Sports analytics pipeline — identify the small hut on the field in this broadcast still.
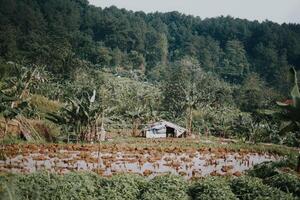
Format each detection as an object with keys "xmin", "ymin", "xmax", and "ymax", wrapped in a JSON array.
[{"xmin": 141, "ymin": 120, "xmax": 187, "ymax": 138}]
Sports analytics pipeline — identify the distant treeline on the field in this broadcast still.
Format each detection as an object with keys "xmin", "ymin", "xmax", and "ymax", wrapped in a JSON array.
[{"xmin": 0, "ymin": 0, "xmax": 300, "ymax": 86}]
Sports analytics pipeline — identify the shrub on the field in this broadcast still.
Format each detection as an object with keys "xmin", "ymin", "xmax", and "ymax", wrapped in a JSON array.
[
  {"xmin": 230, "ymin": 176, "xmax": 295, "ymax": 200},
  {"xmin": 3, "ymin": 172, "xmax": 101, "ymax": 200},
  {"xmin": 0, "ymin": 174, "xmax": 18, "ymax": 200},
  {"xmin": 1, "ymin": 134, "xmax": 24, "ymax": 144},
  {"xmin": 192, "ymin": 105, "xmax": 251, "ymax": 138},
  {"xmin": 30, "ymin": 120, "xmax": 61, "ymax": 142},
  {"xmin": 247, "ymin": 160, "xmax": 297, "ymax": 179},
  {"xmin": 141, "ymin": 174, "xmax": 190, "ymax": 200},
  {"xmin": 188, "ymin": 177, "xmax": 237, "ymax": 200},
  {"xmin": 2, "ymin": 173, "xmax": 147, "ymax": 200},
  {"xmin": 264, "ymin": 173, "xmax": 300, "ymax": 197},
  {"xmin": 247, "ymin": 161, "xmax": 279, "ymax": 179},
  {"xmin": 53, "ymin": 172, "xmax": 101, "ymax": 200},
  {"xmin": 97, "ymin": 174, "xmax": 147, "ymax": 200},
  {"xmin": 30, "ymin": 94, "xmax": 62, "ymax": 116},
  {"xmin": 281, "ymin": 132, "xmax": 300, "ymax": 148},
  {"xmin": 2, "ymin": 172, "xmax": 297, "ymax": 200}
]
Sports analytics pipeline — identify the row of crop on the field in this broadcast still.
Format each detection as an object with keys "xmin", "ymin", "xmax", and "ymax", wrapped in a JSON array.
[{"xmin": 1, "ymin": 167, "xmax": 299, "ymax": 200}]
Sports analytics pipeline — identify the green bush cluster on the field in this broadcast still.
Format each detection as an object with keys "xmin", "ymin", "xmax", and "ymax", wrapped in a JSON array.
[
  {"xmin": 11, "ymin": 172, "xmax": 100, "ymax": 200},
  {"xmin": 188, "ymin": 177, "xmax": 237, "ymax": 200},
  {"xmin": 97, "ymin": 174, "xmax": 147, "ymax": 200},
  {"xmin": 140, "ymin": 175, "xmax": 189, "ymax": 200},
  {"xmin": 248, "ymin": 161, "xmax": 300, "ymax": 199},
  {"xmin": 230, "ymin": 176, "xmax": 295, "ymax": 200},
  {"xmin": 247, "ymin": 161, "xmax": 280, "ymax": 179},
  {"xmin": 264, "ymin": 173, "xmax": 300, "ymax": 197},
  {"xmin": 1, "ymin": 172, "xmax": 299, "ymax": 200}
]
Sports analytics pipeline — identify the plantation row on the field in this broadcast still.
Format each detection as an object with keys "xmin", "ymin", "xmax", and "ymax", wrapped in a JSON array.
[{"xmin": 1, "ymin": 162, "xmax": 300, "ymax": 200}]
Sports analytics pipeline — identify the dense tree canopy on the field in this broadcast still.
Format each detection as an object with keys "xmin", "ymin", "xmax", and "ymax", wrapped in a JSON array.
[
  {"xmin": 1, "ymin": 0, "xmax": 300, "ymax": 145},
  {"xmin": 0, "ymin": 0, "xmax": 299, "ymax": 85}
]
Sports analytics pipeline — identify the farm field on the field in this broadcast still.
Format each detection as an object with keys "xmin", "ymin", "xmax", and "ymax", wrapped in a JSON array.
[
  {"xmin": 0, "ymin": 139, "xmax": 282, "ymax": 178},
  {"xmin": 1, "ymin": 137, "xmax": 299, "ymax": 199},
  {"xmin": 0, "ymin": 136, "xmax": 297, "ymax": 177},
  {"xmin": 1, "ymin": 0, "xmax": 300, "ymax": 199}
]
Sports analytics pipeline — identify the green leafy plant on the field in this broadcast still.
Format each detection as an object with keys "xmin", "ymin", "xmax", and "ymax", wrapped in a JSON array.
[
  {"xmin": 2, "ymin": 172, "xmax": 101, "ymax": 200},
  {"xmin": 264, "ymin": 173, "xmax": 300, "ymax": 197},
  {"xmin": 189, "ymin": 177, "xmax": 237, "ymax": 200},
  {"xmin": 97, "ymin": 174, "xmax": 147, "ymax": 200},
  {"xmin": 47, "ymin": 90, "xmax": 101, "ymax": 142},
  {"xmin": 230, "ymin": 176, "xmax": 294, "ymax": 200},
  {"xmin": 0, "ymin": 63, "xmax": 47, "ymax": 136},
  {"xmin": 276, "ymin": 67, "xmax": 300, "ymax": 135},
  {"xmin": 247, "ymin": 161, "xmax": 280, "ymax": 179},
  {"xmin": 141, "ymin": 174, "xmax": 190, "ymax": 200}
]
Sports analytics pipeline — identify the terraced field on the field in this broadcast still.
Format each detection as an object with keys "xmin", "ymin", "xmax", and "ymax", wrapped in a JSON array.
[{"xmin": 1, "ymin": 137, "xmax": 293, "ymax": 179}]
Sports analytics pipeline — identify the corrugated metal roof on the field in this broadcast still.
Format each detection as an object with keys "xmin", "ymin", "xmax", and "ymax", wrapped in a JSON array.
[{"xmin": 144, "ymin": 120, "xmax": 186, "ymax": 137}]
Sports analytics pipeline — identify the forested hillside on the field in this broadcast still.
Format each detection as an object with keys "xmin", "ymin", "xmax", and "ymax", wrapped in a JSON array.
[
  {"xmin": 1, "ymin": 0, "xmax": 300, "ymax": 146},
  {"xmin": 1, "ymin": 0, "xmax": 300, "ymax": 84}
]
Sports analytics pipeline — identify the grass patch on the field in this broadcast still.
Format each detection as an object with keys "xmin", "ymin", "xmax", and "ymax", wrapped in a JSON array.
[{"xmin": 30, "ymin": 94, "xmax": 62, "ymax": 117}]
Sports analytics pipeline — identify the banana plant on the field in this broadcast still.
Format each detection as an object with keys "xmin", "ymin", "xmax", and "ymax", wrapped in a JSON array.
[
  {"xmin": 47, "ymin": 90, "xmax": 101, "ymax": 142},
  {"xmin": 0, "ymin": 62, "xmax": 42, "ymax": 135},
  {"xmin": 1, "ymin": 63, "xmax": 45, "ymax": 108},
  {"xmin": 0, "ymin": 91, "xmax": 19, "ymax": 134},
  {"xmin": 276, "ymin": 67, "xmax": 300, "ymax": 134}
]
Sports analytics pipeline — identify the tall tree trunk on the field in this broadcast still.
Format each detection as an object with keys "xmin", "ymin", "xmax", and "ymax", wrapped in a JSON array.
[
  {"xmin": 132, "ymin": 118, "xmax": 139, "ymax": 137},
  {"xmin": 186, "ymin": 106, "xmax": 193, "ymax": 136},
  {"xmin": 100, "ymin": 111, "xmax": 106, "ymax": 141},
  {"xmin": 97, "ymin": 139, "xmax": 101, "ymax": 172},
  {"xmin": 205, "ymin": 126, "xmax": 209, "ymax": 138}
]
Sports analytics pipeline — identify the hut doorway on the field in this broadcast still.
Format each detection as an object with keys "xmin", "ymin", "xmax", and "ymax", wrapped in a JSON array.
[{"xmin": 166, "ymin": 126, "xmax": 175, "ymax": 137}]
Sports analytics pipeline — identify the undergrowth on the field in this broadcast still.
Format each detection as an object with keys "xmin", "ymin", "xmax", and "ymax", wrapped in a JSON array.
[{"xmin": 1, "ymin": 169, "xmax": 299, "ymax": 200}]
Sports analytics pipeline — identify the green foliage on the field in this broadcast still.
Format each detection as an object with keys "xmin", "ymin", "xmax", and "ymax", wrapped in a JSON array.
[
  {"xmin": 247, "ymin": 161, "xmax": 300, "ymax": 198},
  {"xmin": 264, "ymin": 173, "xmax": 300, "ymax": 197},
  {"xmin": 0, "ymin": 0, "xmax": 299, "ymax": 145},
  {"xmin": 275, "ymin": 67, "xmax": 300, "ymax": 145},
  {"xmin": 0, "ymin": 134, "xmax": 24, "ymax": 144},
  {"xmin": 284, "ymin": 132, "xmax": 300, "ymax": 147},
  {"xmin": 230, "ymin": 176, "xmax": 295, "ymax": 200},
  {"xmin": 193, "ymin": 105, "xmax": 251, "ymax": 137},
  {"xmin": 247, "ymin": 161, "xmax": 281, "ymax": 179},
  {"xmin": 0, "ymin": 63, "xmax": 48, "ymax": 120},
  {"xmin": 237, "ymin": 73, "xmax": 279, "ymax": 112},
  {"xmin": 1, "ymin": 0, "xmax": 299, "ymax": 87},
  {"xmin": 97, "ymin": 174, "xmax": 147, "ymax": 200},
  {"xmin": 0, "ymin": 92, "xmax": 24, "ymax": 120},
  {"xmin": 189, "ymin": 177, "xmax": 237, "ymax": 200},
  {"xmin": 277, "ymin": 68, "xmax": 300, "ymax": 124},
  {"xmin": 98, "ymin": 73, "xmax": 161, "ymax": 128},
  {"xmin": 47, "ymin": 90, "xmax": 101, "ymax": 140},
  {"xmin": 2, "ymin": 172, "xmax": 300, "ymax": 200},
  {"xmin": 30, "ymin": 94, "xmax": 62, "ymax": 117},
  {"xmin": 31, "ymin": 120, "xmax": 61, "ymax": 142},
  {"xmin": 1, "ymin": 172, "xmax": 101, "ymax": 200},
  {"xmin": 141, "ymin": 174, "xmax": 190, "ymax": 200},
  {"xmin": 219, "ymin": 40, "xmax": 249, "ymax": 82},
  {"xmin": 162, "ymin": 57, "xmax": 235, "ymax": 133}
]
